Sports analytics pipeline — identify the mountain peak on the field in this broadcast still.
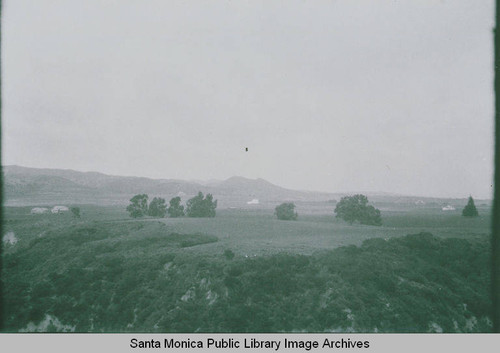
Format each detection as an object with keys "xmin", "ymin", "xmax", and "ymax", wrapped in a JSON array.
[
  {"xmin": 222, "ymin": 176, "xmax": 275, "ymax": 187},
  {"xmin": 224, "ymin": 176, "xmax": 254, "ymax": 183}
]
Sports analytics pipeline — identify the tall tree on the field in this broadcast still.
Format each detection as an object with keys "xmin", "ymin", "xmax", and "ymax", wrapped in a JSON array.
[
  {"xmin": 167, "ymin": 196, "xmax": 185, "ymax": 218},
  {"xmin": 126, "ymin": 194, "xmax": 149, "ymax": 218},
  {"xmin": 148, "ymin": 197, "xmax": 167, "ymax": 218},
  {"xmin": 462, "ymin": 196, "xmax": 479, "ymax": 217}
]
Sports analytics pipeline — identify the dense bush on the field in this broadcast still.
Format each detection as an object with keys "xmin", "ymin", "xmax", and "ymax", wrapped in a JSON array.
[
  {"xmin": 275, "ymin": 202, "xmax": 298, "ymax": 221},
  {"xmin": 335, "ymin": 194, "xmax": 382, "ymax": 226},
  {"xmin": 2, "ymin": 227, "xmax": 491, "ymax": 333},
  {"xmin": 70, "ymin": 207, "xmax": 81, "ymax": 219},
  {"xmin": 224, "ymin": 249, "xmax": 235, "ymax": 260}
]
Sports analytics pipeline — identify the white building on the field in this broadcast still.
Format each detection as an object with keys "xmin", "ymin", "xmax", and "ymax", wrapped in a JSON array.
[
  {"xmin": 51, "ymin": 206, "xmax": 69, "ymax": 214},
  {"xmin": 3, "ymin": 231, "xmax": 18, "ymax": 245},
  {"xmin": 31, "ymin": 207, "xmax": 49, "ymax": 214},
  {"xmin": 247, "ymin": 199, "xmax": 259, "ymax": 205},
  {"xmin": 442, "ymin": 205, "xmax": 455, "ymax": 211}
]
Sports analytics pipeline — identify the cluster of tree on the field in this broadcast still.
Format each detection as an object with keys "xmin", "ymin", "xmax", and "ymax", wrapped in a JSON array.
[
  {"xmin": 126, "ymin": 194, "xmax": 162, "ymax": 218},
  {"xmin": 274, "ymin": 196, "xmax": 381, "ymax": 225},
  {"xmin": 126, "ymin": 192, "xmax": 217, "ymax": 218},
  {"xmin": 334, "ymin": 194, "xmax": 382, "ymax": 226},
  {"xmin": 462, "ymin": 196, "xmax": 479, "ymax": 217},
  {"xmin": 186, "ymin": 192, "xmax": 217, "ymax": 218},
  {"xmin": 261, "ymin": 194, "xmax": 480, "ymax": 225}
]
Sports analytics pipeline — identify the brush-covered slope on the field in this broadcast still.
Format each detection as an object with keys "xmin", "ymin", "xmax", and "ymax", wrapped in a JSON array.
[{"xmin": 2, "ymin": 226, "xmax": 491, "ymax": 332}]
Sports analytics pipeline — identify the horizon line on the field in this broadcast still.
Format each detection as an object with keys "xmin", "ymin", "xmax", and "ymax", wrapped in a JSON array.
[{"xmin": 2, "ymin": 164, "xmax": 492, "ymax": 201}]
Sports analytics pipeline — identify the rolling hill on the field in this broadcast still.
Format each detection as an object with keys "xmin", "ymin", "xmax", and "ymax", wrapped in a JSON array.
[
  {"xmin": 3, "ymin": 165, "xmax": 489, "ymax": 209},
  {"xmin": 2, "ymin": 165, "xmax": 337, "ymax": 207}
]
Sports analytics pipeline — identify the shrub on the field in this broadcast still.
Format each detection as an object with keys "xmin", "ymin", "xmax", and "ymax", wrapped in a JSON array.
[
  {"xmin": 224, "ymin": 249, "xmax": 235, "ymax": 260},
  {"xmin": 70, "ymin": 207, "xmax": 81, "ymax": 219},
  {"xmin": 275, "ymin": 202, "xmax": 298, "ymax": 220}
]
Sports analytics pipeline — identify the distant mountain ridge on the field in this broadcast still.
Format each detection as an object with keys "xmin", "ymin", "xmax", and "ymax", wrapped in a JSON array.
[
  {"xmin": 3, "ymin": 165, "xmax": 488, "ymax": 207},
  {"xmin": 2, "ymin": 165, "xmax": 337, "ymax": 207}
]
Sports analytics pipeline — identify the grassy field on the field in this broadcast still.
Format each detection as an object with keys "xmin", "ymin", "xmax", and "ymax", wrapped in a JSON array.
[
  {"xmin": 3, "ymin": 203, "xmax": 491, "ymax": 257},
  {"xmin": 1, "ymin": 203, "xmax": 493, "ymax": 332}
]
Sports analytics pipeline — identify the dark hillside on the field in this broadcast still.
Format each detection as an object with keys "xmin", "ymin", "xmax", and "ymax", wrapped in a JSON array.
[{"xmin": 2, "ymin": 228, "xmax": 491, "ymax": 332}]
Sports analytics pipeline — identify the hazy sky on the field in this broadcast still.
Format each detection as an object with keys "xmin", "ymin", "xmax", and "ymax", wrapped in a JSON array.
[{"xmin": 2, "ymin": 0, "xmax": 495, "ymax": 198}]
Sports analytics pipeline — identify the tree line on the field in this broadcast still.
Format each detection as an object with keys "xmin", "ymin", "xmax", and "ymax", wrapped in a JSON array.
[
  {"xmin": 275, "ymin": 194, "xmax": 383, "ymax": 225},
  {"xmin": 126, "ymin": 192, "xmax": 217, "ymax": 218},
  {"xmin": 129, "ymin": 192, "xmax": 479, "ymax": 223},
  {"xmin": 275, "ymin": 195, "xmax": 479, "ymax": 224}
]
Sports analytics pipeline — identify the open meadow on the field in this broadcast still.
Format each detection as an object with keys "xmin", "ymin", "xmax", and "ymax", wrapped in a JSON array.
[{"xmin": 1, "ymin": 202, "xmax": 493, "ymax": 332}]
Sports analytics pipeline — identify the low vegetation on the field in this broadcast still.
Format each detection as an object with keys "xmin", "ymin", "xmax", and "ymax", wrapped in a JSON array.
[
  {"xmin": 2, "ymin": 202, "xmax": 491, "ymax": 333},
  {"xmin": 2, "ymin": 213, "xmax": 491, "ymax": 332}
]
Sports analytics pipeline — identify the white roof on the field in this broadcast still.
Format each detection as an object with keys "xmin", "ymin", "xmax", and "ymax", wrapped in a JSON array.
[
  {"xmin": 51, "ymin": 206, "xmax": 69, "ymax": 213},
  {"xmin": 31, "ymin": 207, "xmax": 49, "ymax": 214}
]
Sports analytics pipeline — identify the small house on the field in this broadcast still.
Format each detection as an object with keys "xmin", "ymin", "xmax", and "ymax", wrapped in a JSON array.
[
  {"xmin": 31, "ymin": 207, "xmax": 49, "ymax": 214},
  {"xmin": 51, "ymin": 206, "xmax": 69, "ymax": 214}
]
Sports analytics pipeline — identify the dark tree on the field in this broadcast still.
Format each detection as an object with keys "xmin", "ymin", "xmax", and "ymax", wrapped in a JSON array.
[
  {"xmin": 126, "ymin": 194, "xmax": 149, "ymax": 218},
  {"xmin": 186, "ymin": 192, "xmax": 217, "ymax": 218},
  {"xmin": 462, "ymin": 196, "xmax": 479, "ymax": 217},
  {"xmin": 148, "ymin": 197, "xmax": 167, "ymax": 218},
  {"xmin": 360, "ymin": 205, "xmax": 382, "ymax": 226},
  {"xmin": 334, "ymin": 194, "xmax": 382, "ymax": 226},
  {"xmin": 275, "ymin": 202, "xmax": 298, "ymax": 221},
  {"xmin": 223, "ymin": 249, "xmax": 235, "ymax": 260},
  {"xmin": 167, "ymin": 196, "xmax": 185, "ymax": 218},
  {"xmin": 70, "ymin": 207, "xmax": 81, "ymax": 219}
]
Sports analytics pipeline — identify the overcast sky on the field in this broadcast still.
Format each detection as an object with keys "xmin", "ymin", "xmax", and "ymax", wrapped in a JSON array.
[{"xmin": 2, "ymin": 0, "xmax": 495, "ymax": 198}]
